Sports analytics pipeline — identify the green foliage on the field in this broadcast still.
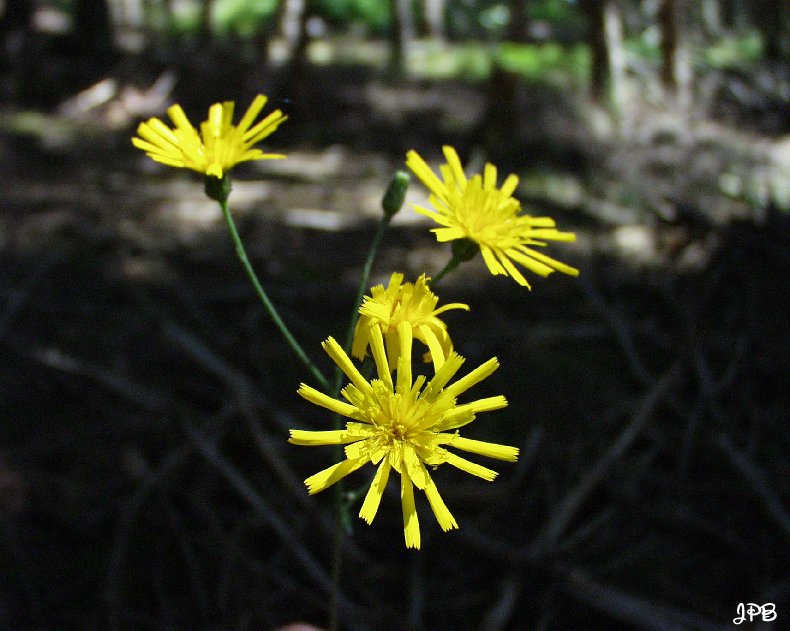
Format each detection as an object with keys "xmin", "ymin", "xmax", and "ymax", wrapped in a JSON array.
[
  {"xmin": 478, "ymin": 4, "xmax": 510, "ymax": 32},
  {"xmin": 623, "ymin": 30, "xmax": 662, "ymax": 64},
  {"xmin": 163, "ymin": 2, "xmax": 202, "ymax": 36},
  {"xmin": 528, "ymin": 0, "xmax": 587, "ymax": 41},
  {"xmin": 498, "ymin": 42, "xmax": 589, "ymax": 86},
  {"xmin": 213, "ymin": 0, "xmax": 278, "ymax": 36},
  {"xmin": 704, "ymin": 33, "xmax": 763, "ymax": 69},
  {"xmin": 625, "ymin": 29, "xmax": 764, "ymax": 72},
  {"xmin": 527, "ymin": 0, "xmax": 576, "ymax": 23},
  {"xmin": 410, "ymin": 42, "xmax": 493, "ymax": 79},
  {"xmin": 408, "ymin": 40, "xmax": 588, "ymax": 85},
  {"xmin": 316, "ymin": 0, "xmax": 390, "ymax": 32},
  {"xmin": 448, "ymin": 0, "xmax": 585, "ymax": 40},
  {"xmin": 151, "ymin": 0, "xmax": 277, "ymax": 38}
]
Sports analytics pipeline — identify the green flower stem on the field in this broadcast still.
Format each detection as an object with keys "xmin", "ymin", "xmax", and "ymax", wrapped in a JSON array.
[
  {"xmin": 218, "ymin": 199, "xmax": 332, "ymax": 392},
  {"xmin": 430, "ymin": 255, "xmax": 461, "ymax": 287},
  {"xmin": 338, "ymin": 215, "xmax": 392, "ymax": 368},
  {"xmin": 431, "ymin": 238, "xmax": 480, "ymax": 288},
  {"xmin": 328, "ymin": 515, "xmax": 344, "ymax": 631}
]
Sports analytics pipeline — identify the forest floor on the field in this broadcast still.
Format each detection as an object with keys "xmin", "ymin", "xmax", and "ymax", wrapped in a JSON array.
[{"xmin": 1, "ymin": 48, "xmax": 790, "ymax": 631}]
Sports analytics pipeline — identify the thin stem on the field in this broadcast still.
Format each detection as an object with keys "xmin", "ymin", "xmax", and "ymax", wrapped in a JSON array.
[
  {"xmin": 430, "ymin": 253, "xmax": 461, "ymax": 288},
  {"xmin": 339, "ymin": 215, "xmax": 392, "ymax": 367},
  {"xmin": 218, "ymin": 199, "xmax": 332, "ymax": 392},
  {"xmin": 328, "ymin": 509, "xmax": 344, "ymax": 631},
  {"xmin": 431, "ymin": 238, "xmax": 479, "ymax": 288}
]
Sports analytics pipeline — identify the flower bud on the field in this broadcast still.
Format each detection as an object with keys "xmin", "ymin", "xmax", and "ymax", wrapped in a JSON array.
[{"xmin": 381, "ymin": 171, "xmax": 410, "ymax": 218}]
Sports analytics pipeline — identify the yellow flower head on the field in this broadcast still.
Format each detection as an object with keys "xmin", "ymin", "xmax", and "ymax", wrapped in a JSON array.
[
  {"xmin": 290, "ymin": 323, "xmax": 518, "ymax": 549},
  {"xmin": 132, "ymin": 94, "xmax": 287, "ymax": 178},
  {"xmin": 352, "ymin": 272, "xmax": 469, "ymax": 371},
  {"xmin": 406, "ymin": 145, "xmax": 580, "ymax": 288}
]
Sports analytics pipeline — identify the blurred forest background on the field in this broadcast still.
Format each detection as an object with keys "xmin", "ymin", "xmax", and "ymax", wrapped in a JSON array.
[{"xmin": 1, "ymin": 1, "xmax": 789, "ymax": 630}]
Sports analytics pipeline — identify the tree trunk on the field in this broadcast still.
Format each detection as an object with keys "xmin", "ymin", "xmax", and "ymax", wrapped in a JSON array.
[
  {"xmin": 582, "ymin": 0, "xmax": 607, "ymax": 100},
  {"xmin": 749, "ymin": 0, "xmax": 789, "ymax": 63},
  {"xmin": 0, "ymin": 0, "xmax": 32, "ymax": 36},
  {"xmin": 505, "ymin": 0, "xmax": 529, "ymax": 43},
  {"xmin": 277, "ymin": 0, "xmax": 307, "ymax": 62},
  {"xmin": 659, "ymin": 0, "xmax": 692, "ymax": 108},
  {"xmin": 603, "ymin": 0, "xmax": 625, "ymax": 110},
  {"xmin": 388, "ymin": 0, "xmax": 413, "ymax": 81},
  {"xmin": 0, "ymin": 0, "xmax": 32, "ymax": 73},
  {"xmin": 719, "ymin": 0, "xmax": 746, "ymax": 31},
  {"xmin": 198, "ymin": 0, "xmax": 216, "ymax": 43},
  {"xmin": 117, "ymin": 0, "xmax": 145, "ymax": 28},
  {"xmin": 73, "ymin": 0, "xmax": 115, "ymax": 54},
  {"xmin": 279, "ymin": 0, "xmax": 312, "ymax": 104},
  {"xmin": 700, "ymin": 0, "xmax": 722, "ymax": 37},
  {"xmin": 582, "ymin": 0, "xmax": 624, "ymax": 109},
  {"xmin": 423, "ymin": 0, "xmax": 446, "ymax": 40}
]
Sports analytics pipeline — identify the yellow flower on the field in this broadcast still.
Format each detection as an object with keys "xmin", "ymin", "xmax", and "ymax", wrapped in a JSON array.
[
  {"xmin": 290, "ymin": 323, "xmax": 518, "ymax": 549},
  {"xmin": 405, "ymin": 145, "xmax": 580, "ymax": 288},
  {"xmin": 132, "ymin": 94, "xmax": 287, "ymax": 178},
  {"xmin": 352, "ymin": 272, "xmax": 469, "ymax": 371}
]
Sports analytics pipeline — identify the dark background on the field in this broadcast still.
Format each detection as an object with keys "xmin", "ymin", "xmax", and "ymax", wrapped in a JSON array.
[{"xmin": 1, "ymin": 1, "xmax": 789, "ymax": 630}]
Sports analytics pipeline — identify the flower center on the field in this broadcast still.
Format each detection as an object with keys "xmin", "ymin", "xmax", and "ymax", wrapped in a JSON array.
[{"xmin": 390, "ymin": 423, "xmax": 409, "ymax": 441}]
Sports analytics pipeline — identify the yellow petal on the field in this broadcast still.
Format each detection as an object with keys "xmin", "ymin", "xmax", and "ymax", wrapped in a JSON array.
[
  {"xmin": 395, "ymin": 321, "xmax": 413, "ymax": 394},
  {"xmin": 445, "ymin": 452, "xmax": 499, "ymax": 481},
  {"xmin": 344, "ymin": 428, "xmax": 382, "ymax": 459},
  {"xmin": 524, "ymin": 216, "xmax": 557, "ymax": 228},
  {"xmin": 388, "ymin": 272, "xmax": 404, "ymax": 291},
  {"xmin": 131, "ymin": 137, "xmax": 181, "ymax": 162},
  {"xmin": 297, "ymin": 384, "xmax": 360, "ymax": 419},
  {"xmin": 206, "ymin": 102, "xmax": 225, "ymax": 138},
  {"xmin": 497, "ymin": 250, "xmax": 531, "ymax": 287},
  {"xmin": 405, "ymin": 150, "xmax": 446, "ymax": 199},
  {"xmin": 304, "ymin": 458, "xmax": 366, "ymax": 494},
  {"xmin": 432, "ymin": 302, "xmax": 470, "ymax": 316},
  {"xmin": 456, "ymin": 395, "xmax": 509, "ymax": 415},
  {"xmin": 350, "ymin": 317, "xmax": 370, "ymax": 360},
  {"xmin": 443, "ymin": 357, "xmax": 499, "ymax": 399},
  {"xmin": 442, "ymin": 145, "xmax": 467, "ymax": 189},
  {"xmin": 483, "ymin": 162, "xmax": 497, "ymax": 190},
  {"xmin": 236, "ymin": 94, "xmax": 267, "ymax": 135},
  {"xmin": 359, "ymin": 459, "xmax": 391, "ymax": 524},
  {"xmin": 433, "ymin": 226, "xmax": 468, "ymax": 242},
  {"xmin": 501, "ymin": 173, "xmax": 519, "ymax": 197},
  {"xmin": 136, "ymin": 120, "xmax": 179, "ymax": 148},
  {"xmin": 403, "ymin": 444, "xmax": 430, "ymax": 490},
  {"xmin": 288, "ymin": 428, "xmax": 367, "ymax": 446},
  {"xmin": 243, "ymin": 110, "xmax": 287, "ymax": 144},
  {"xmin": 518, "ymin": 247, "xmax": 580, "ymax": 277},
  {"xmin": 527, "ymin": 229, "xmax": 577, "ymax": 242},
  {"xmin": 447, "ymin": 436, "xmax": 519, "ymax": 462},
  {"xmin": 368, "ymin": 325, "xmax": 393, "ymax": 391},
  {"xmin": 206, "ymin": 163, "xmax": 223, "ymax": 178},
  {"xmin": 401, "ymin": 473, "xmax": 421, "ymax": 549},
  {"xmin": 480, "ymin": 246, "xmax": 508, "ymax": 277},
  {"xmin": 426, "ymin": 351, "xmax": 465, "ymax": 393},
  {"xmin": 167, "ymin": 104, "xmax": 195, "ymax": 134},
  {"xmin": 507, "ymin": 248, "xmax": 555, "ymax": 278},
  {"xmin": 439, "ymin": 396, "xmax": 507, "ymax": 430},
  {"xmin": 322, "ymin": 337, "xmax": 373, "ymax": 398},
  {"xmin": 410, "ymin": 204, "xmax": 440, "ymax": 220},
  {"xmin": 144, "ymin": 154, "xmax": 186, "ymax": 168},
  {"xmin": 418, "ymin": 323, "xmax": 445, "ymax": 372},
  {"xmin": 424, "ymin": 477, "xmax": 458, "ymax": 531}
]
